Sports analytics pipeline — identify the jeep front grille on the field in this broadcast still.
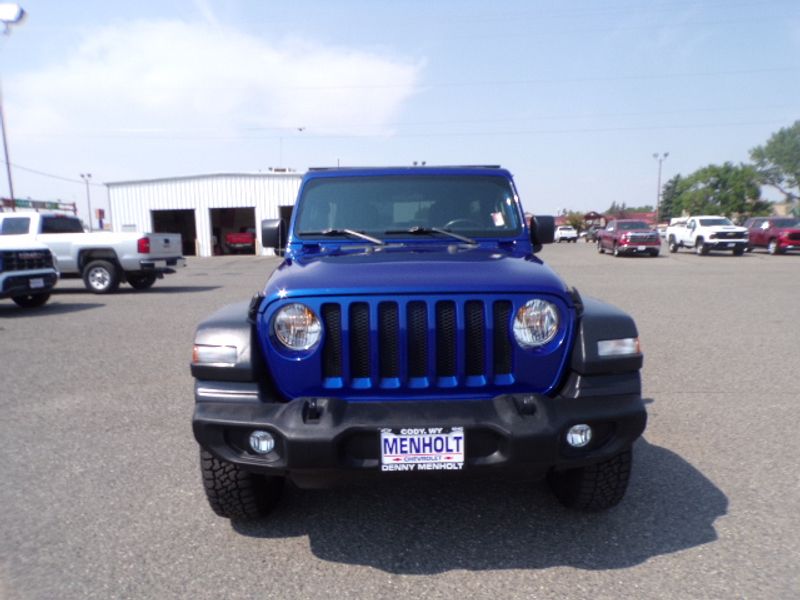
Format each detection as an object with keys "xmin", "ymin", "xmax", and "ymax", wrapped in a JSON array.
[{"xmin": 320, "ymin": 298, "xmax": 514, "ymax": 389}]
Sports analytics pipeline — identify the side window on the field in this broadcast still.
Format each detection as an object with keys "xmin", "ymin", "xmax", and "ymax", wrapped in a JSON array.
[
  {"xmin": 0, "ymin": 217, "xmax": 30, "ymax": 235},
  {"xmin": 606, "ymin": 222, "xmax": 615, "ymax": 231}
]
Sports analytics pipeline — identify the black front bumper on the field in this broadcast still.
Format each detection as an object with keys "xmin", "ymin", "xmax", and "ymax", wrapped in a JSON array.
[
  {"xmin": 193, "ymin": 385, "xmax": 647, "ymax": 488},
  {"xmin": 1, "ymin": 272, "xmax": 58, "ymax": 298}
]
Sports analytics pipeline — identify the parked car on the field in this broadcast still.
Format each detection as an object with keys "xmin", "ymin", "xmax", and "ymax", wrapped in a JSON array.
[
  {"xmin": 742, "ymin": 216, "xmax": 800, "ymax": 255},
  {"xmin": 597, "ymin": 219, "xmax": 660, "ymax": 257},
  {"xmin": 190, "ymin": 166, "xmax": 647, "ymax": 520},
  {"xmin": 225, "ymin": 227, "xmax": 256, "ymax": 254},
  {"xmin": 0, "ymin": 212, "xmax": 185, "ymax": 293},
  {"xmin": 0, "ymin": 236, "xmax": 59, "ymax": 308},
  {"xmin": 554, "ymin": 225, "xmax": 578, "ymax": 242},
  {"xmin": 666, "ymin": 215, "xmax": 748, "ymax": 256},
  {"xmin": 583, "ymin": 224, "xmax": 602, "ymax": 242}
]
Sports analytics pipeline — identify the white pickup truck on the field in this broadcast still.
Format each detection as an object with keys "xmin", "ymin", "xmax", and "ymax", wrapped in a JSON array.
[
  {"xmin": 666, "ymin": 215, "xmax": 749, "ymax": 256},
  {"xmin": 0, "ymin": 212, "xmax": 185, "ymax": 293}
]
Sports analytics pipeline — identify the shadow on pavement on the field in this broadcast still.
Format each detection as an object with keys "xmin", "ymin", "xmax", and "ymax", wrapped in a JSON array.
[
  {"xmin": 51, "ymin": 285, "xmax": 221, "ymax": 295},
  {"xmin": 0, "ymin": 302, "xmax": 104, "ymax": 317},
  {"xmin": 232, "ymin": 439, "xmax": 727, "ymax": 573}
]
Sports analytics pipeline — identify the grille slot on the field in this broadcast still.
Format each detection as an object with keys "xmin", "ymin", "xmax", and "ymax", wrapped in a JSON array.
[
  {"xmin": 321, "ymin": 304, "xmax": 343, "ymax": 378},
  {"xmin": 407, "ymin": 301, "xmax": 428, "ymax": 378},
  {"xmin": 493, "ymin": 301, "xmax": 513, "ymax": 375},
  {"xmin": 378, "ymin": 302, "xmax": 400, "ymax": 378},
  {"xmin": 349, "ymin": 303, "xmax": 371, "ymax": 378},
  {"xmin": 435, "ymin": 301, "xmax": 457, "ymax": 376},
  {"xmin": 465, "ymin": 301, "xmax": 485, "ymax": 376}
]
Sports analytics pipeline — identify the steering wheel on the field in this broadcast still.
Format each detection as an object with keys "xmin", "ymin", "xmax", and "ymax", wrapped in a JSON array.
[{"xmin": 443, "ymin": 218, "xmax": 482, "ymax": 229}]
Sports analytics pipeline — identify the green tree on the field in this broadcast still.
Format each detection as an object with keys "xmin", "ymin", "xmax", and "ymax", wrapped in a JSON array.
[
  {"xmin": 750, "ymin": 121, "xmax": 800, "ymax": 211},
  {"xmin": 604, "ymin": 201, "xmax": 653, "ymax": 218},
  {"xmin": 564, "ymin": 210, "xmax": 584, "ymax": 231},
  {"xmin": 673, "ymin": 162, "xmax": 771, "ymax": 219},
  {"xmin": 658, "ymin": 174, "xmax": 683, "ymax": 220}
]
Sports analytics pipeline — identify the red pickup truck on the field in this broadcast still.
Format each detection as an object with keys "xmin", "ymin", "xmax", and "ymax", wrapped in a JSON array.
[
  {"xmin": 743, "ymin": 216, "xmax": 800, "ymax": 255},
  {"xmin": 224, "ymin": 227, "xmax": 256, "ymax": 254},
  {"xmin": 597, "ymin": 219, "xmax": 661, "ymax": 257}
]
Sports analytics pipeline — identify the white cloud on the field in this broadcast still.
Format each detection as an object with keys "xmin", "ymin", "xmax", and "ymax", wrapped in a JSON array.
[{"xmin": 8, "ymin": 20, "xmax": 422, "ymax": 138}]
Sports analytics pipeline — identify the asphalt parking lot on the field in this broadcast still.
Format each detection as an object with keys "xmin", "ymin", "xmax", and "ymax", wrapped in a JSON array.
[{"xmin": 1, "ymin": 243, "xmax": 798, "ymax": 599}]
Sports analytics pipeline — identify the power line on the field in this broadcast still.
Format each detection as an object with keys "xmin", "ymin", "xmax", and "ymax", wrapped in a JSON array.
[{"xmin": 3, "ymin": 161, "xmax": 104, "ymax": 186}]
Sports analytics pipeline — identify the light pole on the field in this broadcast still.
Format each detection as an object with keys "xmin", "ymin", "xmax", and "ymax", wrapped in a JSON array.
[
  {"xmin": 80, "ymin": 173, "xmax": 93, "ymax": 231},
  {"xmin": 0, "ymin": 3, "xmax": 26, "ymax": 204},
  {"xmin": 653, "ymin": 152, "xmax": 669, "ymax": 224}
]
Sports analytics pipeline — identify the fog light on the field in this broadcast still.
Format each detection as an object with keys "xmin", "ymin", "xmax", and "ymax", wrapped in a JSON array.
[
  {"xmin": 566, "ymin": 424, "xmax": 592, "ymax": 448},
  {"xmin": 249, "ymin": 430, "xmax": 275, "ymax": 455}
]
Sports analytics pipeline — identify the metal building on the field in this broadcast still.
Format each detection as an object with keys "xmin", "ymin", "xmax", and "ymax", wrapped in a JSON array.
[{"xmin": 106, "ymin": 172, "xmax": 303, "ymax": 257}]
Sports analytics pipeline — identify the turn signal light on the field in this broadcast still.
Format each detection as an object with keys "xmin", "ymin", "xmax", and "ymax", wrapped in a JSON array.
[{"xmin": 597, "ymin": 337, "xmax": 640, "ymax": 357}]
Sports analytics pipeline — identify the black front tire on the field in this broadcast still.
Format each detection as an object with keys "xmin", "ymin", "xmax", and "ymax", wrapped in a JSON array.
[
  {"xmin": 548, "ymin": 449, "xmax": 633, "ymax": 511},
  {"xmin": 82, "ymin": 260, "xmax": 120, "ymax": 294},
  {"xmin": 200, "ymin": 450, "xmax": 284, "ymax": 520},
  {"xmin": 695, "ymin": 238, "xmax": 708, "ymax": 255},
  {"xmin": 668, "ymin": 236, "xmax": 679, "ymax": 253},
  {"xmin": 12, "ymin": 293, "xmax": 51, "ymax": 308},
  {"xmin": 127, "ymin": 273, "xmax": 157, "ymax": 290}
]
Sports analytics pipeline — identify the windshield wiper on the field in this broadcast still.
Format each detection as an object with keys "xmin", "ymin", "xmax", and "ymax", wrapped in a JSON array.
[
  {"xmin": 297, "ymin": 228, "xmax": 385, "ymax": 245},
  {"xmin": 384, "ymin": 226, "xmax": 476, "ymax": 245}
]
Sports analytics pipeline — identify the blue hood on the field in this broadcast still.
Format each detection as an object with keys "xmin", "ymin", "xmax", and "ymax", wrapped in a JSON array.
[{"xmin": 263, "ymin": 245, "xmax": 570, "ymax": 301}]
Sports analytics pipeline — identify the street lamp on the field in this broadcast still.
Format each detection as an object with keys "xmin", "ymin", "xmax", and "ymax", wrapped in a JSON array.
[
  {"xmin": 653, "ymin": 152, "xmax": 669, "ymax": 224},
  {"xmin": 0, "ymin": 3, "xmax": 26, "ymax": 204},
  {"xmin": 80, "ymin": 173, "xmax": 93, "ymax": 231}
]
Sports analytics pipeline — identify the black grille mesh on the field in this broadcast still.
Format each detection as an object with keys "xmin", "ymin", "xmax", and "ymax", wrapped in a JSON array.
[
  {"xmin": 349, "ymin": 303, "xmax": 371, "ymax": 378},
  {"xmin": 378, "ymin": 302, "xmax": 400, "ymax": 377},
  {"xmin": 407, "ymin": 301, "xmax": 428, "ymax": 377},
  {"xmin": 493, "ymin": 301, "xmax": 513, "ymax": 374},
  {"xmin": 465, "ymin": 301, "xmax": 485, "ymax": 375},
  {"xmin": 321, "ymin": 304, "xmax": 342, "ymax": 377},
  {"xmin": 435, "ymin": 301, "xmax": 457, "ymax": 376}
]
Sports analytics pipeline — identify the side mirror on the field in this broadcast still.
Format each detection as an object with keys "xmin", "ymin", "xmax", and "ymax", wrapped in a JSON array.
[
  {"xmin": 530, "ymin": 215, "xmax": 555, "ymax": 253},
  {"xmin": 261, "ymin": 218, "xmax": 287, "ymax": 255}
]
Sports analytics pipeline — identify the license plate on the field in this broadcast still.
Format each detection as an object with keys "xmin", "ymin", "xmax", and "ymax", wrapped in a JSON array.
[
  {"xmin": 380, "ymin": 427, "xmax": 465, "ymax": 472},
  {"xmin": 29, "ymin": 278, "xmax": 44, "ymax": 289},
  {"xmin": 637, "ymin": 245, "xmax": 646, "ymax": 251}
]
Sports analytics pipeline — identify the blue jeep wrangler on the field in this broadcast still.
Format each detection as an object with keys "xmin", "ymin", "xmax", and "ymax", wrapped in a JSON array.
[{"xmin": 191, "ymin": 166, "xmax": 646, "ymax": 519}]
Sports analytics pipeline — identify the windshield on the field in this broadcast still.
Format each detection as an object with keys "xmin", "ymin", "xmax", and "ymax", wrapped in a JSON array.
[
  {"xmin": 771, "ymin": 218, "xmax": 800, "ymax": 228},
  {"xmin": 699, "ymin": 218, "xmax": 734, "ymax": 227},
  {"xmin": 619, "ymin": 221, "xmax": 649, "ymax": 230},
  {"xmin": 295, "ymin": 175, "xmax": 522, "ymax": 239}
]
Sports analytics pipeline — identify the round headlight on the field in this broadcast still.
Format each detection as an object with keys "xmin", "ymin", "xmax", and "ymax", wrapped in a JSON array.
[
  {"xmin": 513, "ymin": 299, "xmax": 559, "ymax": 348},
  {"xmin": 273, "ymin": 303, "xmax": 322, "ymax": 351}
]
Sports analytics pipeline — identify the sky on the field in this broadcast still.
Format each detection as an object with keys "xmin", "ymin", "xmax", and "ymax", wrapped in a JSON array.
[{"xmin": 1, "ymin": 0, "xmax": 799, "ymax": 224}]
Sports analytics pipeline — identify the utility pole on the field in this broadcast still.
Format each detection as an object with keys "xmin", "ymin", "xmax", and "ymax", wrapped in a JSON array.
[
  {"xmin": 0, "ymin": 83, "xmax": 13, "ymax": 203},
  {"xmin": 653, "ymin": 152, "xmax": 669, "ymax": 224},
  {"xmin": 80, "ymin": 173, "xmax": 93, "ymax": 231},
  {"xmin": 0, "ymin": 3, "xmax": 27, "ymax": 205}
]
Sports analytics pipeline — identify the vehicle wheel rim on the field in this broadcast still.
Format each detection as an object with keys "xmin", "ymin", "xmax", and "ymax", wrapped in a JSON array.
[
  {"xmin": 769, "ymin": 240, "xmax": 777, "ymax": 254},
  {"xmin": 89, "ymin": 267, "xmax": 110, "ymax": 290}
]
